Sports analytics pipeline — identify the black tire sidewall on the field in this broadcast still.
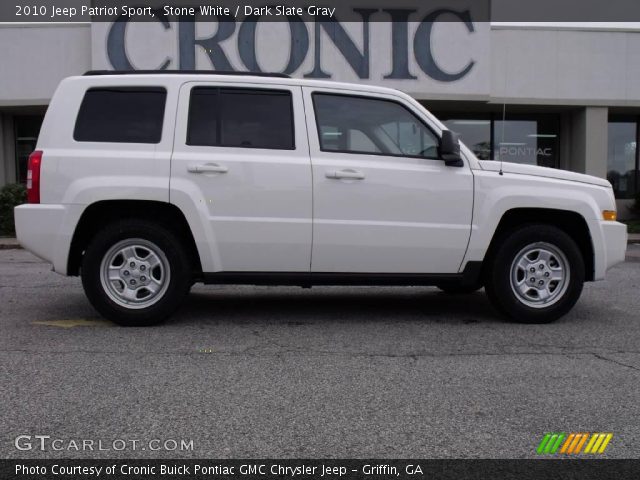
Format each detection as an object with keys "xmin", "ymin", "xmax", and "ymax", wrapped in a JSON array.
[
  {"xmin": 81, "ymin": 220, "xmax": 191, "ymax": 326},
  {"xmin": 485, "ymin": 224, "xmax": 585, "ymax": 324}
]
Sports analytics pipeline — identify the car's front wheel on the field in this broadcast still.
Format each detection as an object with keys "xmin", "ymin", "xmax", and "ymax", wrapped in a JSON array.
[
  {"xmin": 484, "ymin": 224, "xmax": 585, "ymax": 324},
  {"xmin": 81, "ymin": 220, "xmax": 192, "ymax": 326}
]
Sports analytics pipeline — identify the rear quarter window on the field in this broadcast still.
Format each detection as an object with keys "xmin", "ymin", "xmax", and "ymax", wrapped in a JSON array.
[{"xmin": 74, "ymin": 87, "xmax": 167, "ymax": 143}]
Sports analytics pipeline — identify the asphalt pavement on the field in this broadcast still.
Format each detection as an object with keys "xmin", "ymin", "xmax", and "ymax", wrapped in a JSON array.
[{"xmin": 1, "ymin": 248, "xmax": 639, "ymax": 459}]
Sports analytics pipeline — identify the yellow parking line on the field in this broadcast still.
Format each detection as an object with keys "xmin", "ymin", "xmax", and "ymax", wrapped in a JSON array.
[{"xmin": 32, "ymin": 319, "xmax": 112, "ymax": 328}]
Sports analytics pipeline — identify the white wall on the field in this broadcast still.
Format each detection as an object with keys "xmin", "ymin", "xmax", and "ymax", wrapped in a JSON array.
[
  {"xmin": 2, "ymin": 22, "xmax": 640, "ymax": 107},
  {"xmin": 0, "ymin": 24, "xmax": 91, "ymax": 106},
  {"xmin": 491, "ymin": 26, "xmax": 640, "ymax": 106}
]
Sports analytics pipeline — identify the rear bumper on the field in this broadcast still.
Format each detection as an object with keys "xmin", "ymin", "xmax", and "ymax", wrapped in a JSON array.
[
  {"xmin": 14, "ymin": 204, "xmax": 84, "ymax": 275},
  {"xmin": 594, "ymin": 220, "xmax": 627, "ymax": 280}
]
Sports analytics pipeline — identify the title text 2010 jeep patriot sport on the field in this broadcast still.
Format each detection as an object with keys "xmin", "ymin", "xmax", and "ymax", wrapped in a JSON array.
[{"xmin": 14, "ymin": 72, "xmax": 628, "ymax": 326}]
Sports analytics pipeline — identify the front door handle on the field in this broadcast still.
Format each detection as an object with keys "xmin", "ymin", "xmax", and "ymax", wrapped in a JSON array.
[
  {"xmin": 325, "ymin": 169, "xmax": 365, "ymax": 180},
  {"xmin": 187, "ymin": 163, "xmax": 229, "ymax": 174}
]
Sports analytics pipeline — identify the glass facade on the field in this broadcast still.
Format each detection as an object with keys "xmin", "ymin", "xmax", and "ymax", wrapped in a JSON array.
[
  {"xmin": 14, "ymin": 116, "xmax": 43, "ymax": 184},
  {"xmin": 494, "ymin": 116, "xmax": 559, "ymax": 169},
  {"xmin": 440, "ymin": 113, "xmax": 560, "ymax": 168},
  {"xmin": 442, "ymin": 119, "xmax": 491, "ymax": 159},
  {"xmin": 607, "ymin": 118, "xmax": 638, "ymax": 199}
]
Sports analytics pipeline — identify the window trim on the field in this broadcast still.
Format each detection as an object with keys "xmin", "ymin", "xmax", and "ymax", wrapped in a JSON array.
[
  {"xmin": 311, "ymin": 92, "xmax": 442, "ymax": 161},
  {"xmin": 73, "ymin": 86, "xmax": 167, "ymax": 144},
  {"xmin": 186, "ymin": 86, "xmax": 296, "ymax": 151}
]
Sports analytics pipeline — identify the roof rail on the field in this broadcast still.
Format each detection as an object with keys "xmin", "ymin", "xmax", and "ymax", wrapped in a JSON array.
[{"xmin": 84, "ymin": 70, "xmax": 291, "ymax": 78}]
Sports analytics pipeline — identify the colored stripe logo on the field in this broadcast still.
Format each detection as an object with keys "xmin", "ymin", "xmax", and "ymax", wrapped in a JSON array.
[{"xmin": 537, "ymin": 433, "xmax": 612, "ymax": 454}]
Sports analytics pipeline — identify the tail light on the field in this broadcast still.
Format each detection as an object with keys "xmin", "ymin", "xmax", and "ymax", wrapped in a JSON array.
[{"xmin": 26, "ymin": 150, "xmax": 42, "ymax": 204}]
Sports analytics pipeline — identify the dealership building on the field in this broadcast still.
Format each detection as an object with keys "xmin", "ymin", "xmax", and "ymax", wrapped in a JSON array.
[{"xmin": 1, "ymin": 9, "xmax": 640, "ymax": 216}]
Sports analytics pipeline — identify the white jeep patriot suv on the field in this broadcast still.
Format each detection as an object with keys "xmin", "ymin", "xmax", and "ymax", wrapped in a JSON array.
[{"xmin": 15, "ymin": 71, "xmax": 627, "ymax": 326}]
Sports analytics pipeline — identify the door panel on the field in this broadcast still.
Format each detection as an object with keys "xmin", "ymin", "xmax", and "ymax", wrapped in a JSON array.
[
  {"xmin": 171, "ymin": 83, "xmax": 312, "ymax": 272},
  {"xmin": 304, "ymin": 88, "xmax": 473, "ymax": 274}
]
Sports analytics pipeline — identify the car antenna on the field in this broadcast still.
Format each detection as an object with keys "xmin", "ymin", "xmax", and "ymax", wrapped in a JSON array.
[
  {"xmin": 497, "ymin": 57, "xmax": 508, "ymax": 177},
  {"xmin": 499, "ymin": 101, "xmax": 506, "ymax": 176}
]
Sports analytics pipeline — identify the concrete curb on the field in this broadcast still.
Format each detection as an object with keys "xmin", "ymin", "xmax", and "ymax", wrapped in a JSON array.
[{"xmin": 0, "ymin": 238, "xmax": 21, "ymax": 250}]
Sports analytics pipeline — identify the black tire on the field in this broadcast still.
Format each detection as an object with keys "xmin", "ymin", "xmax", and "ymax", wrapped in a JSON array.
[
  {"xmin": 436, "ymin": 284, "xmax": 482, "ymax": 295},
  {"xmin": 484, "ymin": 224, "xmax": 585, "ymax": 324},
  {"xmin": 81, "ymin": 220, "xmax": 192, "ymax": 326}
]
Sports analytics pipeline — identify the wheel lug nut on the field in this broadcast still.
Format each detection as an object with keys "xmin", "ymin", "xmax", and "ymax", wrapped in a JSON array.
[
  {"xmin": 530, "ymin": 267, "xmax": 535, "ymax": 273},
  {"xmin": 140, "ymin": 276, "xmax": 146, "ymax": 282},
  {"xmin": 539, "ymin": 264, "xmax": 544, "ymax": 269},
  {"xmin": 140, "ymin": 265, "xmax": 146, "ymax": 271},
  {"xmin": 538, "ymin": 280, "xmax": 544, "ymax": 286},
  {"xmin": 123, "ymin": 270, "xmax": 129, "ymax": 276},
  {"xmin": 530, "ymin": 278, "xmax": 535, "ymax": 283},
  {"xmin": 130, "ymin": 279, "xmax": 136, "ymax": 285},
  {"xmin": 545, "ymin": 272, "xmax": 550, "ymax": 277},
  {"xmin": 130, "ymin": 262, "xmax": 135, "ymax": 268}
]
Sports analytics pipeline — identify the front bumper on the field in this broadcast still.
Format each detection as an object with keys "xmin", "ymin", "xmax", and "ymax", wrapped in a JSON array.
[{"xmin": 594, "ymin": 220, "xmax": 627, "ymax": 279}]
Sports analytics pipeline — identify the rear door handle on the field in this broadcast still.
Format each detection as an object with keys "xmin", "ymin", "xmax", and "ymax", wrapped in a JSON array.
[
  {"xmin": 187, "ymin": 163, "xmax": 229, "ymax": 174},
  {"xmin": 325, "ymin": 169, "xmax": 365, "ymax": 180}
]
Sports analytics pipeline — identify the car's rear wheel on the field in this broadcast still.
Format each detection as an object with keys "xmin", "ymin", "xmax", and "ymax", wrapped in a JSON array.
[
  {"xmin": 81, "ymin": 220, "xmax": 192, "ymax": 326},
  {"xmin": 484, "ymin": 224, "xmax": 585, "ymax": 323}
]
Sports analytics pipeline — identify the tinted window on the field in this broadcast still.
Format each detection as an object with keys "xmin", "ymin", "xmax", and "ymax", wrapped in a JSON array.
[
  {"xmin": 187, "ymin": 87, "xmax": 294, "ymax": 150},
  {"xmin": 313, "ymin": 94, "xmax": 439, "ymax": 159},
  {"xmin": 187, "ymin": 88, "xmax": 218, "ymax": 146},
  {"xmin": 74, "ymin": 87, "xmax": 166, "ymax": 143}
]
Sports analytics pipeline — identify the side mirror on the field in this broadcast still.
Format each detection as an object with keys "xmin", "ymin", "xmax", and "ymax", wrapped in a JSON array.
[{"xmin": 440, "ymin": 130, "xmax": 464, "ymax": 167}]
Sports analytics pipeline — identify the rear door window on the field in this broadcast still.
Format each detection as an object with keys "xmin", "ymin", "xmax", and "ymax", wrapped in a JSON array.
[{"xmin": 187, "ymin": 87, "xmax": 294, "ymax": 150}]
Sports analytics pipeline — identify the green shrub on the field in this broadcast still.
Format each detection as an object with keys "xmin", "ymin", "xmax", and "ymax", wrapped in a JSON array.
[
  {"xmin": 632, "ymin": 191, "xmax": 640, "ymax": 216},
  {"xmin": 0, "ymin": 183, "xmax": 27, "ymax": 236},
  {"xmin": 626, "ymin": 220, "xmax": 640, "ymax": 234}
]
